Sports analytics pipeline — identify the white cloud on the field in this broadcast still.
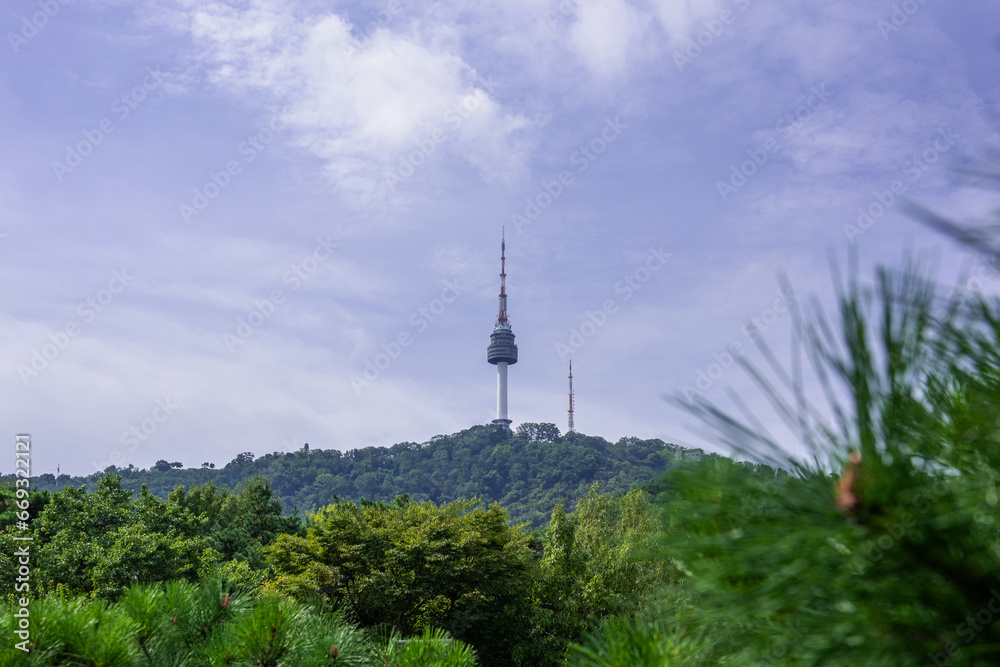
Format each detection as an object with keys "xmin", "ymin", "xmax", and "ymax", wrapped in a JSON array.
[
  {"xmin": 647, "ymin": 0, "xmax": 723, "ymax": 43},
  {"xmin": 157, "ymin": 0, "xmax": 533, "ymax": 195},
  {"xmin": 568, "ymin": 0, "xmax": 648, "ymax": 78}
]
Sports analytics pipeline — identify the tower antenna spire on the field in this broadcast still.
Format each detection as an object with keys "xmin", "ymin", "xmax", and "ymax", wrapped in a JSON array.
[
  {"xmin": 568, "ymin": 360, "xmax": 575, "ymax": 433},
  {"xmin": 497, "ymin": 226, "xmax": 508, "ymax": 326}
]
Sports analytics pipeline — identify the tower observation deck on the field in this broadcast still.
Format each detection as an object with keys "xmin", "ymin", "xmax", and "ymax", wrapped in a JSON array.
[{"xmin": 487, "ymin": 230, "xmax": 517, "ymax": 426}]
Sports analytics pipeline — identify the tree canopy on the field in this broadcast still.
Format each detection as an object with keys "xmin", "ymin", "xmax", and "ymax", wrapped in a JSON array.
[{"xmin": 6, "ymin": 426, "xmax": 684, "ymax": 527}]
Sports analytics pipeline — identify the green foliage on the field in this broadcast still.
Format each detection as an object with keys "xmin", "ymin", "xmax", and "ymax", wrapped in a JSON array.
[
  {"xmin": 639, "ymin": 257, "xmax": 1000, "ymax": 664},
  {"xmin": 0, "ymin": 484, "xmax": 49, "ymax": 531},
  {"xmin": 2, "ymin": 470, "xmax": 662, "ymax": 665},
  {"xmin": 376, "ymin": 626, "xmax": 478, "ymax": 667},
  {"xmin": 514, "ymin": 423, "xmax": 561, "ymax": 443},
  {"xmin": 0, "ymin": 579, "xmax": 404, "ymax": 666},
  {"xmin": 0, "ymin": 443, "xmax": 669, "ymax": 666},
  {"xmin": 217, "ymin": 594, "xmax": 304, "ymax": 665},
  {"xmin": 197, "ymin": 552, "xmax": 268, "ymax": 593},
  {"xmin": 0, "ymin": 475, "xmax": 300, "ymax": 601},
  {"xmin": 528, "ymin": 485, "xmax": 666, "ymax": 665},
  {"xmin": 89, "ymin": 524, "xmax": 194, "ymax": 600},
  {"xmin": 568, "ymin": 612, "xmax": 702, "ymax": 667},
  {"xmin": 10, "ymin": 595, "xmax": 142, "ymax": 667},
  {"xmin": 265, "ymin": 497, "xmax": 534, "ymax": 667},
  {"xmin": 0, "ymin": 476, "xmax": 202, "ymax": 599},
  {"xmin": 8, "ymin": 426, "xmax": 682, "ymax": 527}
]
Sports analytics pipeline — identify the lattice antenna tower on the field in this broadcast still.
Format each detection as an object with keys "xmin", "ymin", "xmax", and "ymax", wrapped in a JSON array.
[{"xmin": 568, "ymin": 360, "xmax": 575, "ymax": 433}]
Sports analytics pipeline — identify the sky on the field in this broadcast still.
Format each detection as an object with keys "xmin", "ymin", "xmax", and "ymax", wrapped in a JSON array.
[{"xmin": 2, "ymin": 0, "xmax": 999, "ymax": 476}]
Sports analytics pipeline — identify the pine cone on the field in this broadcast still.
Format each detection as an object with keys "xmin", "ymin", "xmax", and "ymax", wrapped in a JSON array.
[{"xmin": 836, "ymin": 451, "xmax": 861, "ymax": 512}]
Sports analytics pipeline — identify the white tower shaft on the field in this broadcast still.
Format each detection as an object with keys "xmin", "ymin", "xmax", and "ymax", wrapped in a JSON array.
[{"xmin": 497, "ymin": 361, "xmax": 509, "ymax": 422}]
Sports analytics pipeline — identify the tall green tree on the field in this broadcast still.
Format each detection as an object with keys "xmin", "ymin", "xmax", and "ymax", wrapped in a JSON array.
[
  {"xmin": 529, "ymin": 485, "xmax": 664, "ymax": 665},
  {"xmin": 265, "ymin": 496, "xmax": 535, "ymax": 667}
]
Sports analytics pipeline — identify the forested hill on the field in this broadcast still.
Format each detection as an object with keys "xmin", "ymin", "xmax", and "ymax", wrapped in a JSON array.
[{"xmin": 10, "ymin": 423, "xmax": 694, "ymax": 525}]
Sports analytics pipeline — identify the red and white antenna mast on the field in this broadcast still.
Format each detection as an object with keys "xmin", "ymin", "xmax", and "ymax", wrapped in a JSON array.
[
  {"xmin": 568, "ymin": 360, "xmax": 575, "ymax": 432},
  {"xmin": 497, "ymin": 227, "xmax": 508, "ymax": 326}
]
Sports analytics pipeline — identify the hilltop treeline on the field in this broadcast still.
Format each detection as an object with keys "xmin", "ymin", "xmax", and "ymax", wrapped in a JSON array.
[{"xmin": 7, "ymin": 424, "xmax": 693, "ymax": 526}]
